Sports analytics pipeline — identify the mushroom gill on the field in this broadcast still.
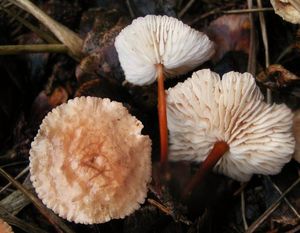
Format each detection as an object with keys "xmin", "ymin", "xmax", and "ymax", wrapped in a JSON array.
[
  {"xmin": 115, "ymin": 15, "xmax": 214, "ymax": 163},
  {"xmin": 167, "ymin": 69, "xmax": 295, "ymax": 184}
]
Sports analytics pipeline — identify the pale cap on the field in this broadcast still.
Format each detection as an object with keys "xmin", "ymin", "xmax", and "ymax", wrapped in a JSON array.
[
  {"xmin": 115, "ymin": 15, "xmax": 215, "ymax": 85},
  {"xmin": 30, "ymin": 97, "xmax": 152, "ymax": 224}
]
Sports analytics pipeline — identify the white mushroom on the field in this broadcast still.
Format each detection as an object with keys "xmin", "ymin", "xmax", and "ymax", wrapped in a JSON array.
[
  {"xmin": 30, "ymin": 96, "xmax": 152, "ymax": 224},
  {"xmin": 0, "ymin": 219, "xmax": 13, "ymax": 233},
  {"xmin": 167, "ymin": 69, "xmax": 294, "ymax": 184},
  {"xmin": 271, "ymin": 0, "xmax": 300, "ymax": 24},
  {"xmin": 115, "ymin": 15, "xmax": 214, "ymax": 163},
  {"xmin": 115, "ymin": 15, "xmax": 214, "ymax": 86}
]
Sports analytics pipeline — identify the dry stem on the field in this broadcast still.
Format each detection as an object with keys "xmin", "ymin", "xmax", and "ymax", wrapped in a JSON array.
[
  {"xmin": 0, "ymin": 168, "xmax": 75, "ymax": 233},
  {"xmin": 179, "ymin": 0, "xmax": 195, "ymax": 18},
  {"xmin": 246, "ymin": 176, "xmax": 300, "ymax": 233},
  {"xmin": 223, "ymin": 7, "xmax": 273, "ymax": 14},
  {"xmin": 9, "ymin": 0, "xmax": 83, "ymax": 60},
  {"xmin": 257, "ymin": 0, "xmax": 272, "ymax": 103},
  {"xmin": 0, "ymin": 44, "xmax": 68, "ymax": 55}
]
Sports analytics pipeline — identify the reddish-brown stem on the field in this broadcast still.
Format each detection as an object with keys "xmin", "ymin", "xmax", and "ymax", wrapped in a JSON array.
[
  {"xmin": 183, "ymin": 141, "xmax": 229, "ymax": 198},
  {"xmin": 157, "ymin": 64, "xmax": 168, "ymax": 164}
]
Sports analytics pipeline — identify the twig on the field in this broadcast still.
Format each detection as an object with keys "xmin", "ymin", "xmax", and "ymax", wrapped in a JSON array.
[
  {"xmin": 246, "ymin": 176, "xmax": 300, "ymax": 233},
  {"xmin": 0, "ymin": 4, "xmax": 59, "ymax": 43},
  {"xmin": 189, "ymin": 3, "xmax": 235, "ymax": 26},
  {"xmin": 284, "ymin": 224, "xmax": 300, "ymax": 233},
  {"xmin": 241, "ymin": 189, "xmax": 248, "ymax": 230},
  {"xmin": 257, "ymin": 1, "xmax": 270, "ymax": 68},
  {"xmin": 126, "ymin": 0, "xmax": 135, "ymax": 18},
  {"xmin": 275, "ymin": 44, "xmax": 294, "ymax": 63},
  {"xmin": 275, "ymin": 41, "xmax": 300, "ymax": 63},
  {"xmin": 247, "ymin": 0, "xmax": 256, "ymax": 74},
  {"xmin": 257, "ymin": 0, "xmax": 272, "ymax": 104},
  {"xmin": 234, "ymin": 182, "xmax": 248, "ymax": 196},
  {"xmin": 0, "ymin": 206, "xmax": 47, "ymax": 233},
  {"xmin": 147, "ymin": 198, "xmax": 192, "ymax": 225},
  {"xmin": 266, "ymin": 176, "xmax": 300, "ymax": 219},
  {"xmin": 177, "ymin": 0, "xmax": 183, "ymax": 11},
  {"xmin": 223, "ymin": 7, "xmax": 273, "ymax": 14},
  {"xmin": 0, "ymin": 44, "xmax": 68, "ymax": 55},
  {"xmin": 148, "ymin": 198, "xmax": 172, "ymax": 216},
  {"xmin": 178, "ymin": 0, "xmax": 195, "ymax": 18},
  {"xmin": 9, "ymin": 0, "xmax": 83, "ymax": 60},
  {"xmin": 0, "ymin": 166, "xmax": 29, "ymax": 193},
  {"xmin": 0, "ymin": 168, "xmax": 75, "ymax": 233},
  {"xmin": 0, "ymin": 189, "xmax": 31, "ymax": 215},
  {"xmin": 0, "ymin": 161, "xmax": 27, "ymax": 168}
]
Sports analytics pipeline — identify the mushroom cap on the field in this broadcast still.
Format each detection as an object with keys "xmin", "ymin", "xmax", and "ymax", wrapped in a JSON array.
[
  {"xmin": 115, "ymin": 15, "xmax": 215, "ymax": 86},
  {"xmin": 293, "ymin": 110, "xmax": 300, "ymax": 162},
  {"xmin": 167, "ymin": 69, "xmax": 295, "ymax": 181},
  {"xmin": 0, "ymin": 219, "xmax": 13, "ymax": 233},
  {"xmin": 271, "ymin": 0, "xmax": 300, "ymax": 24},
  {"xmin": 30, "ymin": 97, "xmax": 152, "ymax": 224}
]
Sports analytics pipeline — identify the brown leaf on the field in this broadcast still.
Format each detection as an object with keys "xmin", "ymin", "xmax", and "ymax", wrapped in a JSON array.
[
  {"xmin": 206, "ymin": 14, "xmax": 251, "ymax": 62},
  {"xmin": 48, "ymin": 86, "xmax": 68, "ymax": 107},
  {"xmin": 257, "ymin": 64, "xmax": 300, "ymax": 89}
]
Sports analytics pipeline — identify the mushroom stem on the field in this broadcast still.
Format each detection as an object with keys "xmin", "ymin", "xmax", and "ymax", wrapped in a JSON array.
[
  {"xmin": 183, "ymin": 141, "xmax": 229, "ymax": 197},
  {"xmin": 157, "ymin": 63, "xmax": 168, "ymax": 164}
]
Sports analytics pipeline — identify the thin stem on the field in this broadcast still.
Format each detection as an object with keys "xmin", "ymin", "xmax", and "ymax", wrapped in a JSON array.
[
  {"xmin": 0, "ymin": 168, "xmax": 75, "ymax": 233},
  {"xmin": 246, "ymin": 176, "xmax": 300, "ymax": 233},
  {"xmin": 157, "ymin": 64, "xmax": 168, "ymax": 164},
  {"xmin": 183, "ymin": 141, "xmax": 229, "ymax": 197},
  {"xmin": 0, "ymin": 4, "xmax": 58, "ymax": 43},
  {"xmin": 223, "ymin": 8, "xmax": 273, "ymax": 14},
  {"xmin": 148, "ymin": 198, "xmax": 173, "ymax": 216},
  {"xmin": 285, "ymin": 224, "xmax": 300, "ymax": 233},
  {"xmin": 247, "ymin": 0, "xmax": 256, "ymax": 75},
  {"xmin": 0, "ymin": 44, "xmax": 68, "ymax": 55},
  {"xmin": 147, "ymin": 198, "xmax": 192, "ymax": 225},
  {"xmin": 178, "ymin": 0, "xmax": 195, "ymax": 18},
  {"xmin": 257, "ymin": 0, "xmax": 272, "ymax": 104},
  {"xmin": 126, "ymin": 0, "xmax": 135, "ymax": 18},
  {"xmin": 241, "ymin": 189, "xmax": 248, "ymax": 230},
  {"xmin": 266, "ymin": 176, "xmax": 300, "ymax": 219},
  {"xmin": 0, "ymin": 166, "xmax": 29, "ymax": 193},
  {"xmin": 234, "ymin": 182, "xmax": 248, "ymax": 196},
  {"xmin": 189, "ymin": 3, "xmax": 235, "ymax": 26},
  {"xmin": 9, "ymin": 0, "xmax": 83, "ymax": 60}
]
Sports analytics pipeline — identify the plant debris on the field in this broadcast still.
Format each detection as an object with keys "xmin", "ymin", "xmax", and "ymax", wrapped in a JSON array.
[{"xmin": 0, "ymin": 0, "xmax": 299, "ymax": 233}]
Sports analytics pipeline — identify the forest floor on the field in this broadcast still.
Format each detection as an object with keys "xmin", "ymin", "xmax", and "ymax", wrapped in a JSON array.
[{"xmin": 0, "ymin": 0, "xmax": 299, "ymax": 233}]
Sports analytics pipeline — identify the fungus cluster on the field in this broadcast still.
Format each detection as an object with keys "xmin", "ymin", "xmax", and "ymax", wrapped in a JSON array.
[
  {"xmin": 115, "ymin": 15, "xmax": 214, "ymax": 163},
  {"xmin": 167, "ymin": 69, "xmax": 295, "ymax": 191},
  {"xmin": 30, "ymin": 97, "xmax": 152, "ymax": 224},
  {"xmin": 28, "ymin": 13, "xmax": 296, "ymax": 225}
]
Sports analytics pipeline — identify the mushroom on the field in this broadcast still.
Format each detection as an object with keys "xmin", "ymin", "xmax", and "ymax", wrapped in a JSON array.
[
  {"xmin": 293, "ymin": 110, "xmax": 300, "ymax": 163},
  {"xmin": 270, "ymin": 0, "xmax": 300, "ymax": 24},
  {"xmin": 115, "ymin": 15, "xmax": 214, "ymax": 163},
  {"xmin": 30, "ymin": 96, "xmax": 152, "ymax": 224},
  {"xmin": 0, "ymin": 219, "xmax": 13, "ymax": 233},
  {"xmin": 167, "ymin": 69, "xmax": 295, "ymax": 195}
]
